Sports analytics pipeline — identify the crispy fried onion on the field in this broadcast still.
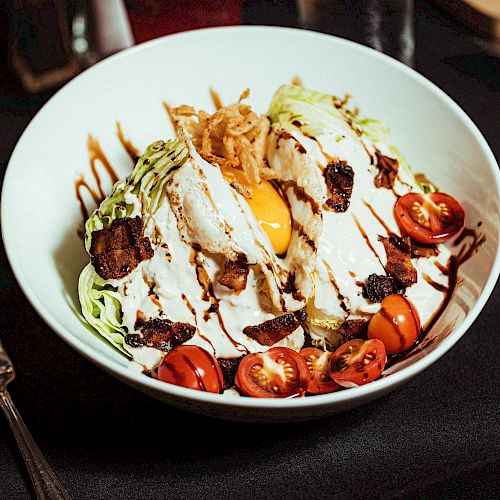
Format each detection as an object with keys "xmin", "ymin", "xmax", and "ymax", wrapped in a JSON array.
[{"xmin": 170, "ymin": 90, "xmax": 278, "ymax": 197}]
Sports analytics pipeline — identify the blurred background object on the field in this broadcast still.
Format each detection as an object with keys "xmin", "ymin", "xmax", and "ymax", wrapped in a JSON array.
[
  {"xmin": 9, "ymin": 0, "xmax": 80, "ymax": 93},
  {"xmin": 124, "ymin": 0, "xmax": 242, "ymax": 43},
  {"xmin": 3, "ymin": 0, "xmax": 499, "ymax": 95},
  {"xmin": 6, "ymin": 0, "xmax": 242, "ymax": 93},
  {"xmin": 432, "ymin": 0, "xmax": 500, "ymax": 57},
  {"xmin": 297, "ymin": 0, "xmax": 415, "ymax": 66}
]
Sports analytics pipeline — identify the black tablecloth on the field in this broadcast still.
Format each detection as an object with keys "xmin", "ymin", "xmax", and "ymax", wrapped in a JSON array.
[{"xmin": 0, "ymin": 1, "xmax": 498, "ymax": 498}]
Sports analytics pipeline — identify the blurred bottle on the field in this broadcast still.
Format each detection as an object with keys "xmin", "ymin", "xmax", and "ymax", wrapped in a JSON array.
[
  {"xmin": 297, "ymin": 0, "xmax": 415, "ymax": 66},
  {"xmin": 9, "ymin": 0, "xmax": 80, "ymax": 93},
  {"xmin": 8, "ymin": 0, "xmax": 242, "ymax": 93}
]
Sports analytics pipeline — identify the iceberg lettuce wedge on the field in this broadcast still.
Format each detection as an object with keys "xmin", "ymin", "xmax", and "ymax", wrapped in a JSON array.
[
  {"xmin": 84, "ymin": 139, "xmax": 188, "ymax": 252},
  {"xmin": 79, "ymin": 138, "xmax": 189, "ymax": 357},
  {"xmin": 268, "ymin": 84, "xmax": 423, "ymax": 189}
]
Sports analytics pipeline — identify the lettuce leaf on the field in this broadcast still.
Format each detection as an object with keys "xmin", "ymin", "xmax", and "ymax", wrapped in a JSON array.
[
  {"xmin": 78, "ymin": 263, "xmax": 131, "ymax": 357},
  {"xmin": 84, "ymin": 139, "xmax": 188, "ymax": 252},
  {"xmin": 79, "ymin": 138, "xmax": 189, "ymax": 356},
  {"xmin": 267, "ymin": 84, "xmax": 424, "ymax": 190},
  {"xmin": 268, "ymin": 84, "xmax": 350, "ymax": 137}
]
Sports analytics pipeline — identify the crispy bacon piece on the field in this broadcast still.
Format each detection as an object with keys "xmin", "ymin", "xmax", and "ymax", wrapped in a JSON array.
[
  {"xmin": 380, "ymin": 236, "xmax": 417, "ymax": 287},
  {"xmin": 374, "ymin": 150, "xmax": 399, "ymax": 189},
  {"xmin": 243, "ymin": 313, "xmax": 302, "ymax": 346},
  {"xmin": 218, "ymin": 357, "xmax": 243, "ymax": 390},
  {"xmin": 90, "ymin": 217, "xmax": 153, "ymax": 280},
  {"xmin": 126, "ymin": 318, "xmax": 195, "ymax": 352},
  {"xmin": 363, "ymin": 273, "xmax": 399, "ymax": 302},
  {"xmin": 337, "ymin": 319, "xmax": 369, "ymax": 341},
  {"xmin": 218, "ymin": 258, "xmax": 249, "ymax": 292},
  {"xmin": 410, "ymin": 240, "xmax": 439, "ymax": 258},
  {"xmin": 323, "ymin": 160, "xmax": 354, "ymax": 212},
  {"xmin": 293, "ymin": 309, "xmax": 308, "ymax": 324}
]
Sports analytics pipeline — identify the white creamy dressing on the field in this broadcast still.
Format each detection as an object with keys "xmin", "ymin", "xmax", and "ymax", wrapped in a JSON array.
[
  {"xmin": 116, "ymin": 181, "xmax": 303, "ymax": 370},
  {"xmin": 166, "ymin": 136, "xmax": 307, "ymax": 312},
  {"xmin": 114, "ymin": 113, "xmax": 450, "ymax": 372},
  {"xmin": 286, "ymin": 127, "xmax": 450, "ymax": 342}
]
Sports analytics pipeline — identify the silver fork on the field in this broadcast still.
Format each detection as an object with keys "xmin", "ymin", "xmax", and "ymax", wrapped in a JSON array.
[{"xmin": 0, "ymin": 337, "xmax": 72, "ymax": 499}]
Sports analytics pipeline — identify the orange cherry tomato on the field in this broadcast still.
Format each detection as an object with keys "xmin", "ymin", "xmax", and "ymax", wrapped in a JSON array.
[
  {"xmin": 395, "ymin": 192, "xmax": 465, "ymax": 244},
  {"xmin": 235, "ymin": 347, "xmax": 310, "ymax": 398},
  {"xmin": 300, "ymin": 348, "xmax": 340, "ymax": 394},
  {"xmin": 367, "ymin": 294, "xmax": 421, "ymax": 355},
  {"xmin": 330, "ymin": 339, "xmax": 386, "ymax": 387},
  {"xmin": 158, "ymin": 345, "xmax": 224, "ymax": 393}
]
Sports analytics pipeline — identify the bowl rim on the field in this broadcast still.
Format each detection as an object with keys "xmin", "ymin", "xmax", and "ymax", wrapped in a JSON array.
[{"xmin": 2, "ymin": 25, "xmax": 500, "ymax": 411}]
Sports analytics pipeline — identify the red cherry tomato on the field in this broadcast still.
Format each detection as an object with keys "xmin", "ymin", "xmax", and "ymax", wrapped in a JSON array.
[
  {"xmin": 300, "ymin": 348, "xmax": 340, "ymax": 394},
  {"xmin": 158, "ymin": 345, "xmax": 224, "ymax": 394},
  {"xmin": 235, "ymin": 347, "xmax": 310, "ymax": 398},
  {"xmin": 395, "ymin": 192, "xmax": 465, "ymax": 244},
  {"xmin": 330, "ymin": 339, "xmax": 386, "ymax": 387},
  {"xmin": 367, "ymin": 294, "xmax": 421, "ymax": 355}
]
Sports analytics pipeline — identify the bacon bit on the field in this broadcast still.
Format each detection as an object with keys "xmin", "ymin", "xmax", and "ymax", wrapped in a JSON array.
[
  {"xmin": 90, "ymin": 217, "xmax": 153, "ymax": 280},
  {"xmin": 323, "ymin": 160, "xmax": 354, "ymax": 212},
  {"xmin": 218, "ymin": 258, "xmax": 249, "ymax": 292},
  {"xmin": 126, "ymin": 318, "xmax": 195, "ymax": 352},
  {"xmin": 243, "ymin": 313, "xmax": 302, "ymax": 346},
  {"xmin": 362, "ymin": 273, "xmax": 400, "ymax": 302},
  {"xmin": 337, "ymin": 320, "xmax": 369, "ymax": 341},
  {"xmin": 410, "ymin": 240, "xmax": 439, "ymax": 258},
  {"xmin": 374, "ymin": 150, "xmax": 399, "ymax": 189},
  {"xmin": 293, "ymin": 309, "xmax": 308, "ymax": 324},
  {"xmin": 380, "ymin": 236, "xmax": 417, "ymax": 287}
]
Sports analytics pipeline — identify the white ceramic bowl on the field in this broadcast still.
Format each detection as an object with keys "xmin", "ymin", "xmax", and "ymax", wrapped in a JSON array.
[{"xmin": 2, "ymin": 27, "xmax": 499, "ymax": 422}]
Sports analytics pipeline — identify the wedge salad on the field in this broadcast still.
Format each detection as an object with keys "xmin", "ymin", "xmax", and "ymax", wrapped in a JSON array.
[{"xmin": 78, "ymin": 84, "xmax": 465, "ymax": 398}]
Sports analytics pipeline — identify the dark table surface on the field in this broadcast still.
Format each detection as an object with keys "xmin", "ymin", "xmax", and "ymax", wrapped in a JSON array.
[{"xmin": 0, "ymin": 1, "xmax": 499, "ymax": 499}]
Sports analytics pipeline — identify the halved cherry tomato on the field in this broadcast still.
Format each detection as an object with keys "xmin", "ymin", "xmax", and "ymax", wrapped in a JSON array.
[
  {"xmin": 395, "ymin": 192, "xmax": 465, "ymax": 244},
  {"xmin": 330, "ymin": 339, "xmax": 386, "ymax": 387},
  {"xmin": 158, "ymin": 345, "xmax": 224, "ymax": 393},
  {"xmin": 300, "ymin": 348, "xmax": 340, "ymax": 394},
  {"xmin": 368, "ymin": 294, "xmax": 421, "ymax": 355},
  {"xmin": 235, "ymin": 347, "xmax": 310, "ymax": 398}
]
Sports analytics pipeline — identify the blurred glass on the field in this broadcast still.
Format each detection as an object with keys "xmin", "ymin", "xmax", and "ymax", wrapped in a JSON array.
[
  {"xmin": 297, "ymin": 0, "xmax": 415, "ymax": 66},
  {"xmin": 9, "ymin": 0, "xmax": 80, "ymax": 92}
]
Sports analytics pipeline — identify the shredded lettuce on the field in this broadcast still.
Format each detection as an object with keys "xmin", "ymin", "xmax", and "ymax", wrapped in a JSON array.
[
  {"xmin": 79, "ymin": 138, "xmax": 189, "ymax": 356},
  {"xmin": 268, "ymin": 84, "xmax": 424, "ymax": 190}
]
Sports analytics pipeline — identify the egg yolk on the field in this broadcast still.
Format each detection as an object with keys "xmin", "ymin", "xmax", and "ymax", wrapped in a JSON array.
[
  {"xmin": 246, "ymin": 181, "xmax": 292, "ymax": 255},
  {"xmin": 221, "ymin": 168, "xmax": 292, "ymax": 254}
]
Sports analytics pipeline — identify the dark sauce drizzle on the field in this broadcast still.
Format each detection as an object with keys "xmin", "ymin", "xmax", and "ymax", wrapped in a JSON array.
[
  {"xmin": 323, "ymin": 260, "xmax": 349, "ymax": 313},
  {"xmin": 116, "ymin": 122, "xmax": 140, "ymax": 163},
  {"xmin": 189, "ymin": 249, "xmax": 248, "ymax": 355},
  {"xmin": 75, "ymin": 176, "xmax": 100, "ymax": 224},
  {"xmin": 387, "ymin": 227, "xmax": 485, "ymax": 368},
  {"xmin": 87, "ymin": 134, "xmax": 119, "ymax": 198},
  {"xmin": 362, "ymin": 199, "xmax": 393, "ymax": 235},
  {"xmin": 352, "ymin": 214, "xmax": 385, "ymax": 268},
  {"xmin": 75, "ymin": 129, "xmax": 139, "ymax": 232},
  {"xmin": 281, "ymin": 180, "xmax": 321, "ymax": 215}
]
